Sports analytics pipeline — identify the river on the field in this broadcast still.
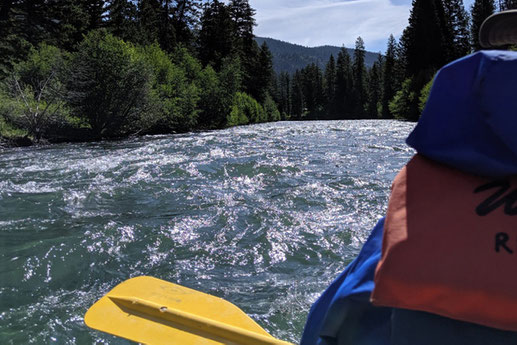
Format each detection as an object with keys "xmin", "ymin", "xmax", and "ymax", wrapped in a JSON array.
[{"xmin": 0, "ymin": 120, "xmax": 415, "ymax": 344}]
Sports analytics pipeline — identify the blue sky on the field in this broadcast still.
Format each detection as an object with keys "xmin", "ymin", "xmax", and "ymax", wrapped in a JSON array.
[{"xmin": 250, "ymin": 0, "xmax": 476, "ymax": 53}]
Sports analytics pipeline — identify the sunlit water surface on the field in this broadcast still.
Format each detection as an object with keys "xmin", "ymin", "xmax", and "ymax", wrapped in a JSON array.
[{"xmin": 0, "ymin": 120, "xmax": 415, "ymax": 344}]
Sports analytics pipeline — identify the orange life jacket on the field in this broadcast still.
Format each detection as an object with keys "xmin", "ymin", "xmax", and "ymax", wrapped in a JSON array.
[{"xmin": 371, "ymin": 154, "xmax": 517, "ymax": 331}]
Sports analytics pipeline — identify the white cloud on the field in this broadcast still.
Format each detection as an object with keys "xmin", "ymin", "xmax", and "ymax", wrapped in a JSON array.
[{"xmin": 250, "ymin": 0, "xmax": 411, "ymax": 52}]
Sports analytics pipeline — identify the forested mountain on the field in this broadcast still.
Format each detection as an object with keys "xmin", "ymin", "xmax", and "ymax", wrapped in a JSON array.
[{"xmin": 255, "ymin": 37, "xmax": 380, "ymax": 74}]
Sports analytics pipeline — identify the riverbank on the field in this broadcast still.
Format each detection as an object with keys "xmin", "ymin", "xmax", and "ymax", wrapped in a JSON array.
[{"xmin": 0, "ymin": 135, "xmax": 33, "ymax": 148}]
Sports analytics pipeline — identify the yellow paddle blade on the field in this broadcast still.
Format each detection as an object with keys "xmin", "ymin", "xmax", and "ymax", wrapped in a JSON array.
[{"xmin": 84, "ymin": 276, "xmax": 294, "ymax": 345}]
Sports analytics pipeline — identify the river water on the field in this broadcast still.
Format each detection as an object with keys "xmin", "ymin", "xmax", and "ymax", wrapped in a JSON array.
[{"xmin": 0, "ymin": 120, "xmax": 414, "ymax": 344}]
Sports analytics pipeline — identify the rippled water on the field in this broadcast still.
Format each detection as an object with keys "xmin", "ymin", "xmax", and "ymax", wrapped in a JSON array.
[{"xmin": 0, "ymin": 120, "xmax": 414, "ymax": 344}]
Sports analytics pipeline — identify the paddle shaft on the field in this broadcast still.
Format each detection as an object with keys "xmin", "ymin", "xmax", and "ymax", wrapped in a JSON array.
[{"xmin": 109, "ymin": 296, "xmax": 294, "ymax": 345}]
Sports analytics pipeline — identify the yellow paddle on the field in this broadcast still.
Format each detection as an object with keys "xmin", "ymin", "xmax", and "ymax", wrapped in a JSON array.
[{"xmin": 84, "ymin": 276, "xmax": 295, "ymax": 345}]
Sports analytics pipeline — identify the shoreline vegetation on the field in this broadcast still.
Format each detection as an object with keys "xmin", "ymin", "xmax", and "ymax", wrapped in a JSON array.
[{"xmin": 0, "ymin": 0, "xmax": 513, "ymax": 148}]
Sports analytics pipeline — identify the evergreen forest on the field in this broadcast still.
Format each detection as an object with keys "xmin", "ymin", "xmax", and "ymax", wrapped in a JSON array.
[{"xmin": 0, "ymin": 0, "xmax": 515, "ymax": 145}]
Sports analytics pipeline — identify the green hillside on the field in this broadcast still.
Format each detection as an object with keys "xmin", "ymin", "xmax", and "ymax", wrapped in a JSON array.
[{"xmin": 255, "ymin": 37, "xmax": 381, "ymax": 74}]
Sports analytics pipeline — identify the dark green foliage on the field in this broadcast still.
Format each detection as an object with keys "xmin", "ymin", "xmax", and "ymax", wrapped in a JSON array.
[
  {"xmin": 263, "ymin": 94, "xmax": 281, "ymax": 122},
  {"xmin": 389, "ymin": 78, "xmax": 416, "ymax": 120},
  {"xmin": 170, "ymin": 0, "xmax": 202, "ymax": 47},
  {"xmin": 396, "ymin": 0, "xmax": 460, "ymax": 120},
  {"xmin": 400, "ymin": 0, "xmax": 446, "ymax": 78},
  {"xmin": 0, "ymin": 44, "xmax": 70, "ymax": 141},
  {"xmin": 471, "ymin": 0, "xmax": 495, "ymax": 51},
  {"xmin": 227, "ymin": 91, "xmax": 265, "ymax": 126},
  {"xmin": 299, "ymin": 63, "xmax": 324, "ymax": 119},
  {"xmin": 248, "ymin": 42, "xmax": 274, "ymax": 103},
  {"xmin": 323, "ymin": 55, "xmax": 336, "ymax": 118},
  {"xmin": 276, "ymin": 72, "xmax": 291, "ymax": 119},
  {"xmin": 419, "ymin": 78, "xmax": 434, "ymax": 113},
  {"xmin": 229, "ymin": 0, "xmax": 256, "ymax": 52},
  {"xmin": 352, "ymin": 37, "xmax": 367, "ymax": 118},
  {"xmin": 0, "ymin": 0, "xmax": 278, "ymax": 145},
  {"xmin": 141, "ymin": 44, "xmax": 199, "ymax": 133},
  {"xmin": 196, "ymin": 59, "xmax": 240, "ymax": 129},
  {"xmin": 136, "ymin": 0, "xmax": 171, "ymax": 49},
  {"xmin": 198, "ymin": 1, "xmax": 235, "ymax": 70},
  {"xmin": 67, "ymin": 31, "xmax": 152, "ymax": 139},
  {"xmin": 366, "ymin": 59, "xmax": 382, "ymax": 118},
  {"xmin": 381, "ymin": 35, "xmax": 398, "ymax": 119},
  {"xmin": 290, "ymin": 71, "xmax": 305, "ymax": 120},
  {"xmin": 106, "ymin": 0, "xmax": 138, "ymax": 42},
  {"xmin": 442, "ymin": 0, "xmax": 471, "ymax": 60},
  {"xmin": 335, "ymin": 48, "xmax": 353, "ymax": 119}
]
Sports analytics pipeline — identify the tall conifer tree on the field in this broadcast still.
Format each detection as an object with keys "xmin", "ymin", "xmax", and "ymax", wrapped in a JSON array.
[
  {"xmin": 277, "ymin": 72, "xmax": 291, "ymax": 118},
  {"xmin": 136, "ymin": 0, "xmax": 163, "ymax": 46},
  {"xmin": 399, "ymin": 0, "xmax": 447, "ymax": 120},
  {"xmin": 471, "ymin": 0, "xmax": 495, "ymax": 50},
  {"xmin": 252, "ymin": 42, "xmax": 274, "ymax": 103},
  {"xmin": 400, "ymin": 0, "xmax": 446, "ymax": 77},
  {"xmin": 381, "ymin": 35, "xmax": 397, "ymax": 119},
  {"xmin": 366, "ymin": 59, "xmax": 382, "ymax": 118},
  {"xmin": 335, "ymin": 47, "xmax": 353, "ymax": 118},
  {"xmin": 442, "ymin": 0, "xmax": 471, "ymax": 60},
  {"xmin": 229, "ymin": 0, "xmax": 259, "ymax": 101},
  {"xmin": 198, "ymin": 0, "xmax": 235, "ymax": 70},
  {"xmin": 170, "ymin": 0, "xmax": 202, "ymax": 46},
  {"xmin": 352, "ymin": 36, "xmax": 367, "ymax": 118},
  {"xmin": 291, "ymin": 70, "xmax": 305, "ymax": 120},
  {"xmin": 106, "ymin": 0, "xmax": 138, "ymax": 42},
  {"xmin": 323, "ymin": 54, "xmax": 336, "ymax": 118}
]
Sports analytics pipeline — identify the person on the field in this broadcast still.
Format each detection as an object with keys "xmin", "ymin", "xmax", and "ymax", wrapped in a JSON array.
[{"xmin": 300, "ymin": 10, "xmax": 517, "ymax": 345}]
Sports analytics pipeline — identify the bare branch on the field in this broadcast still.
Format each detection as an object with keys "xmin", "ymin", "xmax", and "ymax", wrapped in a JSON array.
[{"xmin": 12, "ymin": 75, "xmax": 34, "ymax": 115}]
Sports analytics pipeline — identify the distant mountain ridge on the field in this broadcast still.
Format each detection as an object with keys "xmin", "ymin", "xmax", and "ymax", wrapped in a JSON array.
[{"xmin": 255, "ymin": 37, "xmax": 381, "ymax": 75}]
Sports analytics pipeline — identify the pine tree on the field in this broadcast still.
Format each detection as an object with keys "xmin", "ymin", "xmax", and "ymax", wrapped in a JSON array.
[
  {"xmin": 352, "ymin": 37, "xmax": 367, "ymax": 118},
  {"xmin": 229, "ymin": 0, "xmax": 259, "ymax": 101},
  {"xmin": 106, "ymin": 0, "xmax": 138, "ymax": 42},
  {"xmin": 277, "ymin": 72, "xmax": 291, "ymax": 118},
  {"xmin": 229, "ymin": 0, "xmax": 255, "ymax": 51},
  {"xmin": 471, "ymin": 0, "xmax": 495, "ymax": 51},
  {"xmin": 381, "ymin": 35, "xmax": 397, "ymax": 119},
  {"xmin": 366, "ymin": 59, "xmax": 382, "ymax": 118},
  {"xmin": 442, "ymin": 0, "xmax": 471, "ymax": 60},
  {"xmin": 83, "ymin": 0, "xmax": 106, "ymax": 32},
  {"xmin": 291, "ymin": 70, "xmax": 305, "ymax": 119},
  {"xmin": 398, "ymin": 0, "xmax": 448, "ymax": 120},
  {"xmin": 335, "ymin": 47, "xmax": 353, "ymax": 119},
  {"xmin": 400, "ymin": 0, "xmax": 446, "ymax": 77},
  {"xmin": 323, "ymin": 55, "xmax": 337, "ymax": 119},
  {"xmin": 136, "ymin": 0, "xmax": 162, "ymax": 46},
  {"xmin": 198, "ymin": 1, "xmax": 235, "ymax": 70},
  {"xmin": 301, "ymin": 63, "xmax": 324, "ymax": 119},
  {"xmin": 170, "ymin": 0, "xmax": 202, "ymax": 47},
  {"xmin": 250, "ymin": 42, "xmax": 274, "ymax": 103}
]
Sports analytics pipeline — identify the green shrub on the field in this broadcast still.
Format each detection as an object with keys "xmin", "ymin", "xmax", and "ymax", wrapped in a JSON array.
[
  {"xmin": 227, "ymin": 92, "xmax": 265, "ymax": 126},
  {"xmin": 0, "ymin": 113, "xmax": 28, "ymax": 139},
  {"xmin": 0, "ymin": 43, "xmax": 69, "ymax": 141},
  {"xmin": 263, "ymin": 94, "xmax": 281, "ymax": 122},
  {"xmin": 389, "ymin": 78, "xmax": 416, "ymax": 120},
  {"xmin": 67, "ymin": 30, "xmax": 152, "ymax": 139},
  {"xmin": 197, "ymin": 66, "xmax": 230, "ymax": 129},
  {"xmin": 140, "ymin": 44, "xmax": 199, "ymax": 133},
  {"xmin": 419, "ymin": 78, "xmax": 434, "ymax": 113}
]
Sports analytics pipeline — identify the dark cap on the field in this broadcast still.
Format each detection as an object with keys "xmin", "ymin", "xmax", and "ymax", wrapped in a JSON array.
[{"xmin": 479, "ymin": 10, "xmax": 517, "ymax": 48}]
